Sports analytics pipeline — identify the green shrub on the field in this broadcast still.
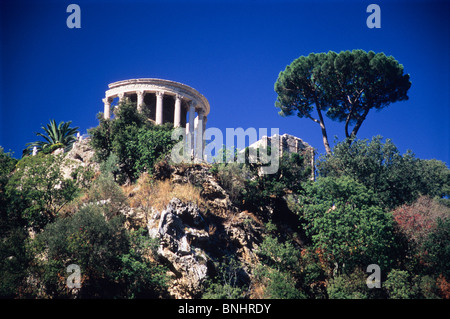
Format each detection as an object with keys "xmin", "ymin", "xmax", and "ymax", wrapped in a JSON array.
[
  {"xmin": 263, "ymin": 269, "xmax": 307, "ymax": 299},
  {"xmin": 89, "ymin": 102, "xmax": 175, "ymax": 184},
  {"xmin": 87, "ymin": 171, "xmax": 128, "ymax": 220},
  {"xmin": 257, "ymin": 235, "xmax": 301, "ymax": 273},
  {"xmin": 384, "ymin": 269, "xmax": 417, "ymax": 299},
  {"xmin": 327, "ymin": 269, "xmax": 370, "ymax": 299},
  {"xmin": 42, "ymin": 142, "xmax": 65, "ymax": 154},
  {"xmin": 203, "ymin": 257, "xmax": 246, "ymax": 299},
  {"xmin": 211, "ymin": 151, "xmax": 310, "ymax": 211},
  {"xmin": 5, "ymin": 154, "xmax": 79, "ymax": 231},
  {"xmin": 298, "ymin": 176, "xmax": 399, "ymax": 272},
  {"xmin": 28, "ymin": 207, "xmax": 168, "ymax": 298},
  {"xmin": 28, "ymin": 205, "xmax": 129, "ymax": 298},
  {"xmin": 255, "ymin": 235, "xmax": 307, "ymax": 299},
  {"xmin": 213, "ymin": 162, "xmax": 249, "ymax": 205},
  {"xmin": 317, "ymin": 136, "xmax": 449, "ymax": 210},
  {"xmin": 422, "ymin": 218, "xmax": 450, "ymax": 280},
  {"xmin": 116, "ymin": 228, "xmax": 169, "ymax": 298}
]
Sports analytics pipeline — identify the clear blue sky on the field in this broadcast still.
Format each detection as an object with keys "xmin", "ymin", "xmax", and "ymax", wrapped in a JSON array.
[{"xmin": 1, "ymin": 0, "xmax": 449, "ymax": 165}]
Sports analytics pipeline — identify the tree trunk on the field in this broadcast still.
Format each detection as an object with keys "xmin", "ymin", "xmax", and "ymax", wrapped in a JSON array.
[
  {"xmin": 345, "ymin": 116, "xmax": 351, "ymax": 139},
  {"xmin": 315, "ymin": 103, "xmax": 332, "ymax": 155},
  {"xmin": 350, "ymin": 107, "xmax": 370, "ymax": 138}
]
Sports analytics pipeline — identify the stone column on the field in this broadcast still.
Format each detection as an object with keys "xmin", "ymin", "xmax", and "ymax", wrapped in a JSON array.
[
  {"xmin": 279, "ymin": 135, "xmax": 284, "ymax": 158},
  {"xmin": 118, "ymin": 92, "xmax": 125, "ymax": 104},
  {"xmin": 103, "ymin": 97, "xmax": 111, "ymax": 119},
  {"xmin": 174, "ymin": 94, "xmax": 182, "ymax": 127},
  {"xmin": 202, "ymin": 115, "xmax": 207, "ymax": 160},
  {"xmin": 137, "ymin": 90, "xmax": 145, "ymax": 113},
  {"xmin": 188, "ymin": 101, "xmax": 196, "ymax": 158},
  {"xmin": 156, "ymin": 91, "xmax": 164, "ymax": 125},
  {"xmin": 195, "ymin": 111, "xmax": 204, "ymax": 161}
]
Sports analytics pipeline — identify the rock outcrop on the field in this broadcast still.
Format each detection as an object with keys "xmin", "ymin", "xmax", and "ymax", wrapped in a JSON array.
[
  {"xmin": 148, "ymin": 198, "xmax": 209, "ymax": 298},
  {"xmin": 62, "ymin": 138, "xmax": 99, "ymax": 180},
  {"xmin": 61, "ymin": 144, "xmax": 268, "ymax": 299},
  {"xmin": 154, "ymin": 160, "xmax": 235, "ymax": 217},
  {"xmin": 147, "ymin": 161, "xmax": 266, "ymax": 299}
]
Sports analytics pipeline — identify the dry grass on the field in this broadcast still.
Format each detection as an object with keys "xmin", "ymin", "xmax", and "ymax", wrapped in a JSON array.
[
  {"xmin": 248, "ymin": 279, "xmax": 266, "ymax": 299},
  {"xmin": 125, "ymin": 173, "xmax": 205, "ymax": 212},
  {"xmin": 207, "ymin": 224, "xmax": 217, "ymax": 236}
]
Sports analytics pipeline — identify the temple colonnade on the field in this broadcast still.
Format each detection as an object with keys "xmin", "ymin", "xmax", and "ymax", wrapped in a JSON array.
[{"xmin": 103, "ymin": 78, "xmax": 210, "ymax": 160}]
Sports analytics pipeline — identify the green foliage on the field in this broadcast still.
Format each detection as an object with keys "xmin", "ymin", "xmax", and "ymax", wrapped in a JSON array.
[
  {"xmin": 68, "ymin": 161, "xmax": 95, "ymax": 191},
  {"xmin": 327, "ymin": 269, "xmax": 370, "ymax": 299},
  {"xmin": 0, "ymin": 147, "xmax": 17, "ymax": 227},
  {"xmin": 212, "ymin": 162, "xmax": 250, "ymax": 205},
  {"xmin": 89, "ymin": 113, "xmax": 113, "ymax": 163},
  {"xmin": 416, "ymin": 275, "xmax": 441, "ymax": 299},
  {"xmin": 28, "ymin": 206, "xmax": 168, "ymax": 298},
  {"xmin": 202, "ymin": 257, "xmax": 246, "ymax": 299},
  {"xmin": 28, "ymin": 205, "xmax": 128, "ymax": 298},
  {"xmin": 25, "ymin": 120, "xmax": 79, "ymax": 156},
  {"xmin": 89, "ymin": 102, "xmax": 175, "ymax": 183},
  {"xmin": 116, "ymin": 229, "xmax": 169, "ymax": 298},
  {"xmin": 0, "ymin": 148, "xmax": 28, "ymax": 297},
  {"xmin": 422, "ymin": 218, "xmax": 450, "ymax": 280},
  {"xmin": 202, "ymin": 282, "xmax": 244, "ymax": 299},
  {"xmin": 298, "ymin": 176, "xmax": 398, "ymax": 272},
  {"xmin": 257, "ymin": 235, "xmax": 301, "ymax": 273},
  {"xmin": 243, "ymin": 152, "xmax": 310, "ymax": 210},
  {"xmin": 211, "ymin": 151, "xmax": 310, "ymax": 211},
  {"xmin": 87, "ymin": 170, "xmax": 128, "ymax": 220},
  {"xmin": 415, "ymin": 159, "xmax": 450, "ymax": 206},
  {"xmin": 298, "ymin": 248, "xmax": 328, "ymax": 298},
  {"xmin": 255, "ymin": 235, "xmax": 307, "ymax": 299},
  {"xmin": 0, "ymin": 147, "xmax": 17, "ymax": 187},
  {"xmin": 100, "ymin": 153, "xmax": 120, "ymax": 177},
  {"xmin": 383, "ymin": 269, "xmax": 443, "ymax": 299},
  {"xmin": 134, "ymin": 124, "xmax": 177, "ymax": 175},
  {"xmin": 326, "ymin": 51, "xmax": 411, "ymax": 132},
  {"xmin": 41, "ymin": 142, "xmax": 65, "ymax": 155},
  {"xmin": 317, "ymin": 136, "xmax": 450, "ymax": 210},
  {"xmin": 5, "ymin": 154, "xmax": 79, "ymax": 231},
  {"xmin": 384, "ymin": 269, "xmax": 418, "ymax": 299},
  {"xmin": 0, "ymin": 227, "xmax": 29, "ymax": 298},
  {"xmin": 261, "ymin": 268, "xmax": 307, "ymax": 299},
  {"xmin": 275, "ymin": 50, "xmax": 411, "ymax": 153}
]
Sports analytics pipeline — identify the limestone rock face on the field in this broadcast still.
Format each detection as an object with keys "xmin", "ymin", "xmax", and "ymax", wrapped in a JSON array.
[
  {"xmin": 148, "ymin": 198, "xmax": 210, "ymax": 298},
  {"xmin": 62, "ymin": 138, "xmax": 99, "ymax": 180},
  {"xmin": 155, "ymin": 161, "xmax": 235, "ymax": 216},
  {"xmin": 148, "ymin": 163, "xmax": 270, "ymax": 298},
  {"xmin": 66, "ymin": 138, "xmax": 97, "ymax": 167}
]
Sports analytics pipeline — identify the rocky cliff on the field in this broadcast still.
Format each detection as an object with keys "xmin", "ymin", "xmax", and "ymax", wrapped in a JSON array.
[
  {"xmin": 63, "ymin": 139, "xmax": 274, "ymax": 299},
  {"xmin": 143, "ymin": 162, "xmax": 265, "ymax": 298}
]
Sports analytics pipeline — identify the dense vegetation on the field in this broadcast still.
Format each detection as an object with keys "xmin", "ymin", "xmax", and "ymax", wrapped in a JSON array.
[
  {"xmin": 208, "ymin": 137, "xmax": 449, "ymax": 299},
  {"xmin": 0, "ymin": 97, "xmax": 449, "ymax": 299},
  {"xmin": 0, "ymin": 103, "xmax": 174, "ymax": 298},
  {"xmin": 89, "ymin": 101, "xmax": 177, "ymax": 184}
]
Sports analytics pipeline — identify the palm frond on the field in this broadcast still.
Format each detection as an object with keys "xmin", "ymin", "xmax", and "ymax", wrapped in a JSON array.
[{"xmin": 25, "ymin": 119, "xmax": 79, "ymax": 155}]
